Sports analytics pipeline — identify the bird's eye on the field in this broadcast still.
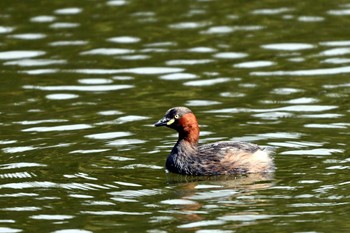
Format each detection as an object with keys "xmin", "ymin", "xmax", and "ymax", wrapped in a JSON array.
[{"xmin": 174, "ymin": 114, "xmax": 180, "ymax": 119}]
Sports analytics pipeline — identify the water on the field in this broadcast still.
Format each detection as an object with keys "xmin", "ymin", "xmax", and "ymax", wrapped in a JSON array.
[{"xmin": 0, "ymin": 0, "xmax": 349, "ymax": 232}]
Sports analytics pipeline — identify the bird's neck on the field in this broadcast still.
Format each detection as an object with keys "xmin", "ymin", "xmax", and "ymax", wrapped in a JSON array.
[{"xmin": 177, "ymin": 113, "xmax": 200, "ymax": 145}]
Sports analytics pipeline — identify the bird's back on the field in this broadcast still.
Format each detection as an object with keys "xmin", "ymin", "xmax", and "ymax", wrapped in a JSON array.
[{"xmin": 193, "ymin": 141, "xmax": 275, "ymax": 175}]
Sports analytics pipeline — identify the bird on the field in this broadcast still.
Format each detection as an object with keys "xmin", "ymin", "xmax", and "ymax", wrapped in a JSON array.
[{"xmin": 154, "ymin": 106, "xmax": 275, "ymax": 176}]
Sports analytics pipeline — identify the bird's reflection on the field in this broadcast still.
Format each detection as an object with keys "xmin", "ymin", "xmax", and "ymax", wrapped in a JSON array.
[
  {"xmin": 166, "ymin": 172, "xmax": 274, "ymax": 188},
  {"xmin": 164, "ymin": 173, "xmax": 275, "ymax": 222}
]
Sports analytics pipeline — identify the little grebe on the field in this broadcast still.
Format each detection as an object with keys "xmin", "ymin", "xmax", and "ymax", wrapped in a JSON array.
[{"xmin": 154, "ymin": 106, "xmax": 275, "ymax": 176}]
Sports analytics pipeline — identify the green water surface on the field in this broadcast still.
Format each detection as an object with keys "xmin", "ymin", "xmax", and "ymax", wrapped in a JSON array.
[{"xmin": 0, "ymin": 0, "xmax": 349, "ymax": 232}]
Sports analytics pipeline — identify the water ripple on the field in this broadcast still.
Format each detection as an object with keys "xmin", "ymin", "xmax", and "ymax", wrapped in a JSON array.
[
  {"xmin": 0, "ymin": 181, "xmax": 56, "ymax": 189},
  {"xmin": 144, "ymin": 41, "xmax": 176, "ymax": 47},
  {"xmin": 235, "ymin": 61, "xmax": 275, "ymax": 68},
  {"xmin": 69, "ymin": 149, "xmax": 110, "ymax": 154},
  {"xmin": 107, "ymin": 156, "xmax": 135, "ymax": 161},
  {"xmin": 23, "ymin": 84, "xmax": 133, "ymax": 91},
  {"xmin": 81, "ymin": 48, "xmax": 134, "ymax": 55},
  {"xmin": 15, "ymin": 119, "xmax": 67, "ymax": 125},
  {"xmin": 233, "ymin": 132, "xmax": 303, "ymax": 142},
  {"xmin": 0, "ymin": 162, "xmax": 46, "ymax": 169},
  {"xmin": 281, "ymin": 148, "xmax": 343, "ymax": 155},
  {"xmin": 269, "ymin": 141, "xmax": 323, "ymax": 148},
  {"xmin": 206, "ymin": 105, "xmax": 337, "ymax": 113},
  {"xmin": 0, "ymin": 140, "xmax": 17, "ymax": 145},
  {"xmin": 271, "ymin": 88, "xmax": 304, "ymax": 95},
  {"xmin": 22, "ymin": 124, "xmax": 92, "ymax": 132},
  {"xmin": 2, "ymin": 206, "xmax": 41, "ymax": 211},
  {"xmin": 186, "ymin": 47, "xmax": 217, "ymax": 53},
  {"xmin": 184, "ymin": 77, "xmax": 230, "ymax": 86},
  {"xmin": 213, "ymin": 52, "xmax": 248, "ymax": 59},
  {"xmin": 0, "ymin": 26, "xmax": 15, "ymax": 34},
  {"xmin": 299, "ymin": 113, "xmax": 344, "ymax": 119},
  {"xmin": 277, "ymin": 97, "xmax": 318, "ymax": 104},
  {"xmin": 4, "ymin": 59, "xmax": 66, "ymax": 67},
  {"xmin": 166, "ymin": 59, "xmax": 213, "ymax": 66},
  {"xmin": 107, "ymin": 36, "xmax": 141, "ymax": 43},
  {"xmin": 114, "ymin": 181, "xmax": 141, "ymax": 187},
  {"xmin": 107, "ymin": 139, "xmax": 146, "ymax": 147},
  {"xmin": 46, "ymin": 94, "xmax": 79, "ymax": 100},
  {"xmin": 251, "ymin": 7, "xmax": 292, "ymax": 15},
  {"xmin": 98, "ymin": 110, "xmax": 123, "ymax": 116},
  {"xmin": 54, "ymin": 8, "xmax": 82, "ymax": 15},
  {"xmin": 53, "ymin": 229, "xmax": 92, "ymax": 233},
  {"xmin": 201, "ymin": 25, "xmax": 263, "ymax": 34},
  {"xmin": 319, "ymin": 47, "xmax": 350, "ymax": 56},
  {"xmin": 107, "ymin": 0, "xmax": 128, "ymax": 6},
  {"xmin": 3, "ymin": 146, "xmax": 37, "ymax": 154},
  {"xmin": 320, "ymin": 40, "xmax": 350, "ymax": 46},
  {"xmin": 30, "ymin": 15, "xmax": 56, "ymax": 23},
  {"xmin": 328, "ymin": 9, "xmax": 350, "ymax": 16},
  {"xmin": 49, "ymin": 40, "xmax": 88, "ymax": 46},
  {"xmin": 61, "ymin": 183, "xmax": 111, "ymax": 190},
  {"xmin": 219, "ymin": 214, "xmax": 275, "ymax": 222},
  {"xmin": 169, "ymin": 21, "xmax": 209, "ymax": 29},
  {"xmin": 8, "ymin": 33, "xmax": 46, "ymax": 40},
  {"xmin": 185, "ymin": 100, "xmax": 221, "ymax": 106},
  {"xmin": 322, "ymin": 58, "xmax": 350, "ymax": 64},
  {"xmin": 0, "ymin": 227, "xmax": 21, "ymax": 233},
  {"xmin": 189, "ymin": 189, "xmax": 239, "ymax": 200},
  {"xmin": 50, "ymin": 22, "xmax": 80, "ymax": 29},
  {"xmin": 118, "ymin": 54, "xmax": 150, "ymax": 60},
  {"xmin": 78, "ymin": 78, "xmax": 113, "ymax": 84},
  {"xmin": 304, "ymin": 123, "xmax": 349, "ymax": 129},
  {"xmin": 115, "ymin": 115, "xmax": 150, "ymax": 124},
  {"xmin": 161, "ymin": 199, "xmax": 198, "ymax": 205},
  {"xmin": 252, "ymin": 111, "xmax": 293, "ymax": 120},
  {"xmin": 251, "ymin": 65, "xmax": 350, "ymax": 76},
  {"xmin": 20, "ymin": 69, "xmax": 59, "ymax": 75},
  {"xmin": 85, "ymin": 132, "xmax": 133, "ymax": 139},
  {"xmin": 81, "ymin": 211, "xmax": 151, "ymax": 216},
  {"xmin": 71, "ymin": 67, "xmax": 184, "ymax": 74},
  {"xmin": 0, "ymin": 51, "xmax": 45, "ymax": 60},
  {"xmin": 178, "ymin": 220, "xmax": 225, "ymax": 229},
  {"xmin": 159, "ymin": 73, "xmax": 197, "ymax": 80},
  {"xmin": 109, "ymin": 189, "xmax": 161, "ymax": 199},
  {"xmin": 0, "ymin": 172, "xmax": 34, "ymax": 179},
  {"xmin": 298, "ymin": 16, "xmax": 324, "ymax": 22},
  {"xmin": 30, "ymin": 214, "xmax": 74, "ymax": 220},
  {"xmin": 121, "ymin": 164, "xmax": 162, "ymax": 170},
  {"xmin": 261, "ymin": 43, "xmax": 314, "ymax": 51}
]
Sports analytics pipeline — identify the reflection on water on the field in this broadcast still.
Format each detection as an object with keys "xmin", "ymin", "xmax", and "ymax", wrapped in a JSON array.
[
  {"xmin": 0, "ymin": 0, "xmax": 349, "ymax": 232},
  {"xmin": 0, "ymin": 51, "xmax": 46, "ymax": 60}
]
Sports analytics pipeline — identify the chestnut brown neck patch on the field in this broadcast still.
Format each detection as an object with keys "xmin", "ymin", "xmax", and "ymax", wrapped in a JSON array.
[{"xmin": 178, "ymin": 113, "xmax": 199, "ymax": 144}]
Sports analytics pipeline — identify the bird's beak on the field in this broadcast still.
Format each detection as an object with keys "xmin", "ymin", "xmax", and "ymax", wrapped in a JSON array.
[
  {"xmin": 154, "ymin": 117, "xmax": 174, "ymax": 127},
  {"xmin": 154, "ymin": 116, "xmax": 168, "ymax": 127}
]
